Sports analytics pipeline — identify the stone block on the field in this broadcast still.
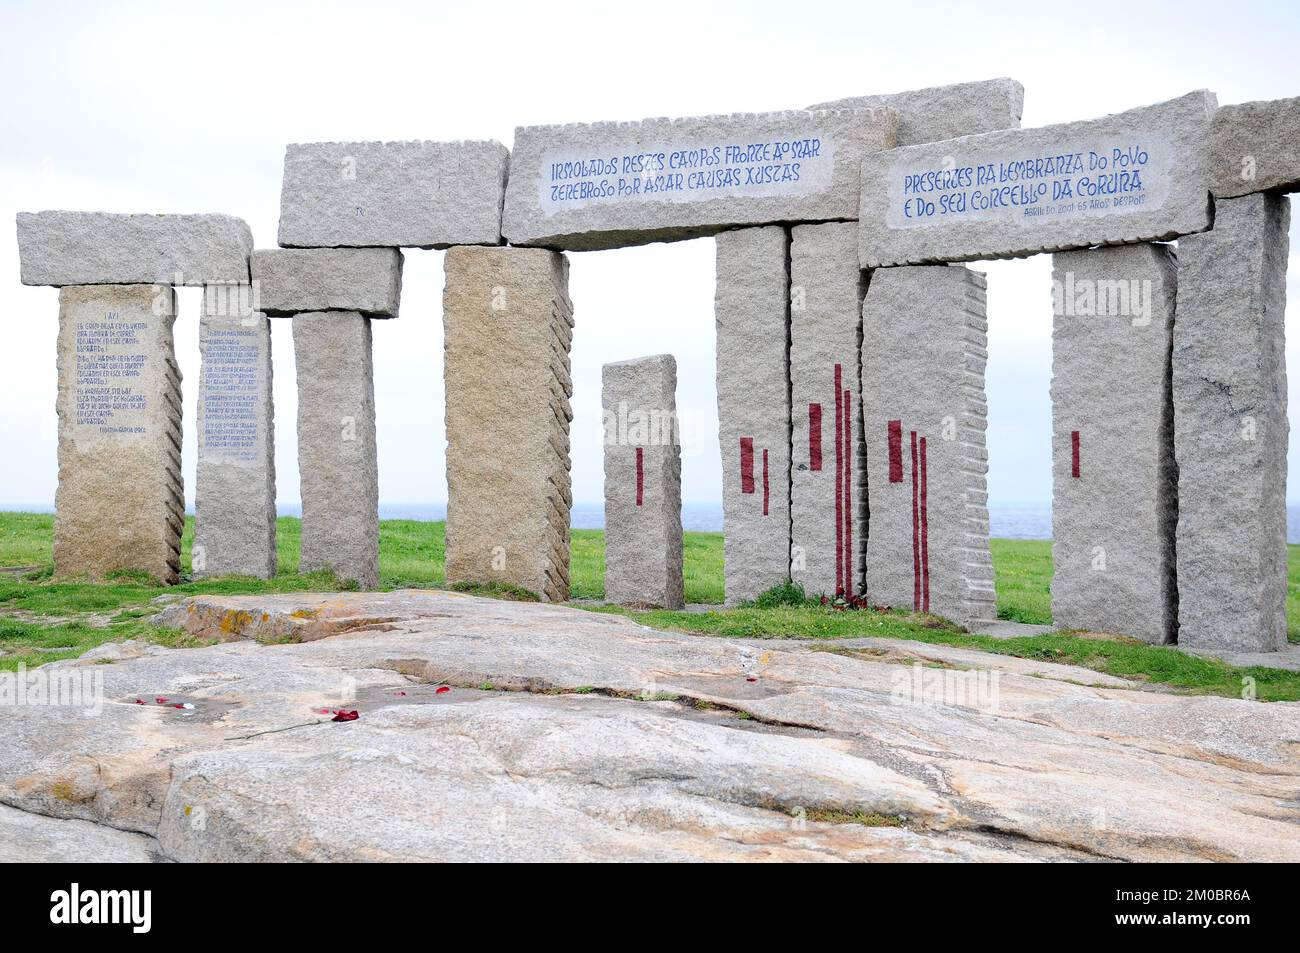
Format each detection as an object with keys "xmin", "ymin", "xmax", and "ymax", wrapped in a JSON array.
[
  {"xmin": 789, "ymin": 222, "xmax": 865, "ymax": 599},
  {"xmin": 602, "ymin": 355, "xmax": 683, "ymax": 609},
  {"xmin": 251, "ymin": 248, "xmax": 403, "ymax": 318},
  {"xmin": 443, "ymin": 246, "xmax": 573, "ymax": 602},
  {"xmin": 715, "ymin": 226, "xmax": 790, "ymax": 605},
  {"xmin": 277, "ymin": 140, "xmax": 508, "ymax": 248},
  {"xmin": 1050, "ymin": 243, "xmax": 1177, "ymax": 643},
  {"xmin": 1209, "ymin": 97, "xmax": 1300, "ymax": 198},
  {"xmin": 17, "ymin": 212, "xmax": 252, "ymax": 286},
  {"xmin": 860, "ymin": 265, "xmax": 994, "ymax": 622},
  {"xmin": 193, "ymin": 301, "xmax": 276, "ymax": 579},
  {"xmin": 292, "ymin": 312, "xmax": 379, "ymax": 589},
  {"xmin": 809, "ymin": 77, "xmax": 1024, "ymax": 146},
  {"xmin": 860, "ymin": 91, "xmax": 1217, "ymax": 267},
  {"xmin": 504, "ymin": 108, "xmax": 897, "ymax": 251},
  {"xmin": 1174, "ymin": 193, "xmax": 1290, "ymax": 652},
  {"xmin": 53, "ymin": 285, "xmax": 184, "ymax": 583}
]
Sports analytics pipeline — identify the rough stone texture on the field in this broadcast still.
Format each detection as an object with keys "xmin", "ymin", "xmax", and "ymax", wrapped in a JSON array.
[
  {"xmin": 789, "ymin": 222, "xmax": 865, "ymax": 598},
  {"xmin": 16, "ymin": 211, "xmax": 253, "ymax": 286},
  {"xmin": 860, "ymin": 91, "xmax": 1217, "ymax": 268},
  {"xmin": 251, "ymin": 248, "xmax": 403, "ymax": 318},
  {"xmin": 443, "ymin": 247, "xmax": 573, "ymax": 602},
  {"xmin": 715, "ymin": 227, "xmax": 791, "ymax": 605},
  {"xmin": 2, "ymin": 589, "xmax": 1297, "ymax": 862},
  {"xmin": 1174, "ymin": 194, "xmax": 1291, "ymax": 652},
  {"xmin": 503, "ymin": 109, "xmax": 898, "ymax": 251},
  {"xmin": 602, "ymin": 355, "xmax": 683, "ymax": 609},
  {"xmin": 860, "ymin": 266, "xmax": 995, "ymax": 622},
  {"xmin": 277, "ymin": 140, "xmax": 508, "ymax": 249},
  {"xmin": 0, "ymin": 804, "xmax": 160, "ymax": 863},
  {"xmin": 808, "ymin": 77, "xmax": 1024, "ymax": 146},
  {"xmin": 54, "ymin": 285, "xmax": 184, "ymax": 584},
  {"xmin": 1051, "ymin": 243, "xmax": 1178, "ymax": 643},
  {"xmin": 292, "ymin": 312, "xmax": 379, "ymax": 589},
  {"xmin": 1209, "ymin": 97, "xmax": 1300, "ymax": 198},
  {"xmin": 194, "ymin": 302, "xmax": 276, "ymax": 580}
]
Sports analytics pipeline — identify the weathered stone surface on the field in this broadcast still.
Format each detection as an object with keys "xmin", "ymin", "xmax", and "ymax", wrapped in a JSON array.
[
  {"xmin": 194, "ymin": 302, "xmax": 276, "ymax": 580},
  {"xmin": 292, "ymin": 312, "xmax": 379, "ymax": 588},
  {"xmin": 860, "ymin": 266, "xmax": 994, "ymax": 622},
  {"xmin": 1209, "ymin": 97, "xmax": 1300, "ymax": 197},
  {"xmin": 277, "ymin": 140, "xmax": 508, "ymax": 249},
  {"xmin": 503, "ymin": 109, "xmax": 897, "ymax": 251},
  {"xmin": 808, "ymin": 77, "xmax": 1023, "ymax": 146},
  {"xmin": 2, "ymin": 589, "xmax": 1298, "ymax": 862},
  {"xmin": 54, "ymin": 285, "xmax": 183, "ymax": 584},
  {"xmin": 1174, "ymin": 193, "xmax": 1290, "ymax": 652},
  {"xmin": 715, "ymin": 227, "xmax": 790, "ymax": 605},
  {"xmin": 602, "ymin": 355, "xmax": 683, "ymax": 608},
  {"xmin": 443, "ymin": 247, "xmax": 572, "ymax": 601},
  {"xmin": 16, "ymin": 211, "xmax": 252, "ymax": 286},
  {"xmin": 0, "ymin": 804, "xmax": 160, "ymax": 863},
  {"xmin": 789, "ymin": 222, "xmax": 864, "ymax": 598},
  {"xmin": 859, "ymin": 91, "xmax": 1217, "ymax": 267},
  {"xmin": 251, "ymin": 248, "xmax": 403, "ymax": 318},
  {"xmin": 1051, "ymin": 243, "xmax": 1177, "ymax": 643}
]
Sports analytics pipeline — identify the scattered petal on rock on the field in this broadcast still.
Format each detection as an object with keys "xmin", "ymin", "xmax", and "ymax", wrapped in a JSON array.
[
  {"xmin": 435, "ymin": 686, "xmax": 450, "ymax": 695},
  {"xmin": 331, "ymin": 710, "xmax": 359, "ymax": 722},
  {"xmin": 155, "ymin": 697, "xmax": 168, "ymax": 705}
]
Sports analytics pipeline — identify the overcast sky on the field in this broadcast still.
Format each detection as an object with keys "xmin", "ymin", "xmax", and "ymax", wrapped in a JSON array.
[{"xmin": 2, "ymin": 0, "xmax": 1298, "ymax": 509}]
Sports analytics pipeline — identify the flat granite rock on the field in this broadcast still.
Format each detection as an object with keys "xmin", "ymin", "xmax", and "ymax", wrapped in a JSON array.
[
  {"xmin": 859, "ymin": 91, "xmax": 1217, "ymax": 267},
  {"xmin": 1209, "ymin": 96, "xmax": 1300, "ymax": 197},
  {"xmin": 0, "ymin": 804, "xmax": 160, "ymax": 863},
  {"xmin": 17, "ymin": 211, "xmax": 253, "ymax": 286},
  {"xmin": 2, "ymin": 589, "xmax": 1297, "ymax": 862},
  {"xmin": 808, "ymin": 77, "xmax": 1024, "ymax": 146},
  {"xmin": 251, "ymin": 248, "xmax": 403, "ymax": 318}
]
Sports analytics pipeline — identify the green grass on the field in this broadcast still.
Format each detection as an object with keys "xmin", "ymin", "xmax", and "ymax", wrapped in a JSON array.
[{"xmin": 990, "ymin": 539, "xmax": 1053, "ymax": 625}]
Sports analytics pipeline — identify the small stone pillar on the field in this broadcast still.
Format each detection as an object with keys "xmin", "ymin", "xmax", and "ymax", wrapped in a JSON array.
[
  {"xmin": 443, "ymin": 246, "xmax": 573, "ymax": 602},
  {"xmin": 602, "ymin": 355, "xmax": 683, "ymax": 609},
  {"xmin": 1174, "ymin": 193, "xmax": 1290, "ymax": 653},
  {"xmin": 861, "ymin": 265, "xmax": 994, "ymax": 621},
  {"xmin": 1050, "ymin": 243, "xmax": 1177, "ymax": 643},
  {"xmin": 715, "ymin": 226, "xmax": 791, "ymax": 605}
]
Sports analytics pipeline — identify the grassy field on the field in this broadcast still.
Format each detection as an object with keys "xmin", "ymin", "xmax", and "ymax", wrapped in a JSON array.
[{"xmin": 2, "ymin": 512, "xmax": 1298, "ymax": 700}]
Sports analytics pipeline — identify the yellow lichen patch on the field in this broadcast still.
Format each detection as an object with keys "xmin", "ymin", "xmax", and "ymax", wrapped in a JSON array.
[
  {"xmin": 51, "ymin": 780, "xmax": 75, "ymax": 802},
  {"xmin": 290, "ymin": 609, "xmax": 320, "ymax": 620},
  {"xmin": 218, "ymin": 609, "xmax": 254, "ymax": 634}
]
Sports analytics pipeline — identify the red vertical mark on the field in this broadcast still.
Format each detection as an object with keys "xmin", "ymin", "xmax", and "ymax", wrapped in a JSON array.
[
  {"xmin": 843, "ymin": 389, "xmax": 853, "ymax": 597},
  {"xmin": 808, "ymin": 403, "xmax": 823, "ymax": 471},
  {"xmin": 834, "ymin": 365, "xmax": 844, "ymax": 595},
  {"xmin": 762, "ymin": 449, "xmax": 770, "ymax": 516},
  {"xmin": 920, "ymin": 436, "xmax": 930, "ymax": 613},
  {"xmin": 635, "ymin": 447, "xmax": 644, "ymax": 506},
  {"xmin": 887, "ymin": 420, "xmax": 903, "ymax": 483},
  {"xmin": 740, "ymin": 437, "xmax": 755, "ymax": 494},
  {"xmin": 1071, "ymin": 429, "xmax": 1081, "ymax": 478},
  {"xmin": 911, "ymin": 430, "xmax": 920, "ymax": 612}
]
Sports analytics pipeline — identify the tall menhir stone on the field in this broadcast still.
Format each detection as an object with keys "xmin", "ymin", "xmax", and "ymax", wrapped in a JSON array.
[
  {"xmin": 54, "ymin": 285, "xmax": 183, "ymax": 583},
  {"xmin": 789, "ymin": 222, "xmax": 865, "ymax": 598},
  {"xmin": 194, "ymin": 293, "xmax": 276, "ymax": 579},
  {"xmin": 861, "ymin": 266, "xmax": 994, "ymax": 621},
  {"xmin": 602, "ymin": 355, "xmax": 683, "ymax": 609},
  {"xmin": 292, "ymin": 312, "xmax": 379, "ymax": 589},
  {"xmin": 715, "ymin": 226, "xmax": 791, "ymax": 605},
  {"xmin": 443, "ymin": 247, "xmax": 573, "ymax": 602},
  {"xmin": 1174, "ymin": 194, "xmax": 1290, "ymax": 652},
  {"xmin": 1050, "ymin": 243, "xmax": 1177, "ymax": 643}
]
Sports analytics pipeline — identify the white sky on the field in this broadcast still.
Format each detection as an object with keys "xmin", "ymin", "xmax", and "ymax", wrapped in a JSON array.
[{"xmin": 2, "ymin": 0, "xmax": 1298, "ymax": 508}]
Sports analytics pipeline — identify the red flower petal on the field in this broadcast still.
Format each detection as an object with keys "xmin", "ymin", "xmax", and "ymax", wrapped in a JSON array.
[
  {"xmin": 331, "ymin": 709, "xmax": 359, "ymax": 722},
  {"xmin": 172, "ymin": 703, "xmax": 185, "ymax": 709},
  {"xmin": 435, "ymin": 686, "xmax": 450, "ymax": 695},
  {"xmin": 745, "ymin": 676, "xmax": 758, "ymax": 683},
  {"xmin": 155, "ymin": 697, "xmax": 168, "ymax": 704},
  {"xmin": 134, "ymin": 699, "xmax": 145, "ymax": 705},
  {"xmin": 393, "ymin": 691, "xmax": 407, "ymax": 696}
]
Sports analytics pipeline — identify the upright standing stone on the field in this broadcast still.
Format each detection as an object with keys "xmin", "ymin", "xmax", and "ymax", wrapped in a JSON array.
[
  {"xmin": 292, "ymin": 312, "xmax": 379, "ymax": 589},
  {"xmin": 860, "ymin": 266, "xmax": 994, "ymax": 621},
  {"xmin": 443, "ymin": 246, "xmax": 573, "ymax": 602},
  {"xmin": 1174, "ymin": 194, "xmax": 1290, "ymax": 652},
  {"xmin": 193, "ymin": 295, "xmax": 276, "ymax": 579},
  {"xmin": 789, "ymin": 222, "xmax": 865, "ymax": 598},
  {"xmin": 602, "ymin": 355, "xmax": 683, "ymax": 609},
  {"xmin": 1050, "ymin": 243, "xmax": 1177, "ymax": 643},
  {"xmin": 54, "ymin": 285, "xmax": 183, "ymax": 583},
  {"xmin": 715, "ymin": 226, "xmax": 791, "ymax": 605}
]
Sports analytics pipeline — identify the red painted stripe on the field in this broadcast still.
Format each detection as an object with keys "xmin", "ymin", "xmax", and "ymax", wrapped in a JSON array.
[
  {"xmin": 911, "ymin": 430, "xmax": 920, "ymax": 612},
  {"xmin": 762, "ymin": 449, "xmax": 770, "ymax": 516},
  {"xmin": 844, "ymin": 389, "xmax": 853, "ymax": 597},
  {"xmin": 887, "ymin": 420, "xmax": 903, "ymax": 483},
  {"xmin": 808, "ymin": 403, "xmax": 822, "ymax": 471},
  {"xmin": 920, "ymin": 436, "xmax": 930, "ymax": 613},
  {"xmin": 834, "ymin": 365, "xmax": 843, "ymax": 595},
  {"xmin": 635, "ymin": 446, "xmax": 644, "ymax": 506},
  {"xmin": 740, "ymin": 437, "xmax": 755, "ymax": 494},
  {"xmin": 1071, "ymin": 430, "xmax": 1081, "ymax": 478}
]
